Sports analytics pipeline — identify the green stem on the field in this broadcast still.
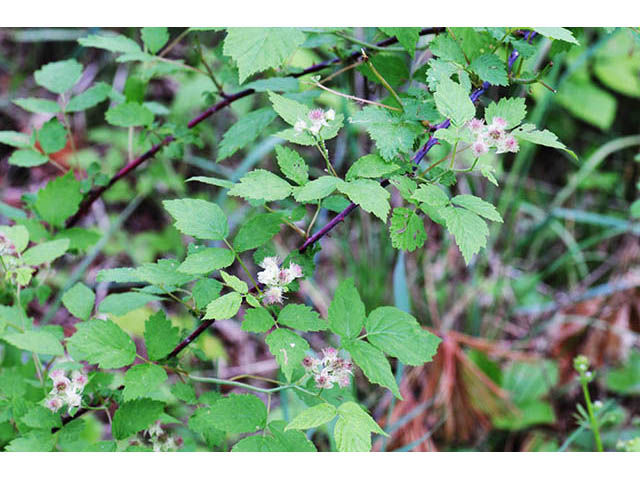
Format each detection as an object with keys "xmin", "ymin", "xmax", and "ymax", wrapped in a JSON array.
[
  {"xmin": 189, "ymin": 374, "xmax": 294, "ymax": 394},
  {"xmin": 580, "ymin": 376, "xmax": 604, "ymax": 452},
  {"xmin": 223, "ymin": 238, "xmax": 261, "ymax": 293},
  {"xmin": 364, "ymin": 54, "xmax": 404, "ymax": 111},
  {"xmin": 334, "ymin": 31, "xmax": 404, "ymax": 52}
]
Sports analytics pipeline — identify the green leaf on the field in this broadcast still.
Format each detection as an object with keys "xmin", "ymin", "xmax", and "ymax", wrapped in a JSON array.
[
  {"xmin": 631, "ymin": 199, "xmax": 640, "ymax": 219},
  {"xmin": 204, "ymin": 292, "xmax": 242, "ymax": 320},
  {"xmin": 171, "ymin": 382, "xmax": 197, "ymax": 404},
  {"xmin": 224, "ymin": 28, "xmax": 306, "ymax": 83},
  {"xmin": 338, "ymin": 179, "xmax": 391, "ymax": 222},
  {"xmin": 177, "ymin": 247, "xmax": 235, "ymax": 274},
  {"xmin": 187, "ymin": 176, "xmax": 234, "ymax": 189},
  {"xmin": 265, "ymin": 328, "xmax": 309, "ymax": 381},
  {"xmin": 328, "ymin": 277, "xmax": 365, "ymax": 339},
  {"xmin": 440, "ymin": 206, "xmax": 489, "ymax": 265},
  {"xmin": 9, "ymin": 150, "xmax": 49, "ymax": 168},
  {"xmin": 293, "ymin": 176, "xmax": 344, "ymax": 203},
  {"xmin": 389, "ymin": 207, "xmax": 427, "ymax": 252},
  {"xmin": 244, "ymin": 77, "xmax": 299, "ymax": 92},
  {"xmin": 34, "ymin": 59, "xmax": 83, "ymax": 94},
  {"xmin": 22, "ymin": 239, "xmax": 69, "ymax": 266},
  {"xmin": 606, "ymin": 350, "xmax": 640, "ymax": 394},
  {"xmin": 144, "ymin": 311, "xmax": 180, "ymax": 361},
  {"xmin": 533, "ymin": 27, "xmax": 579, "ymax": 45},
  {"xmin": 135, "ymin": 258, "xmax": 196, "ymax": 286},
  {"xmin": 286, "ymin": 403, "xmax": 337, "ymax": 431},
  {"xmin": 220, "ymin": 271, "xmax": 248, "ymax": 294},
  {"xmin": 218, "ymin": 108, "xmax": 277, "ymax": 161},
  {"xmin": 0, "ymin": 225, "xmax": 29, "ymax": 253},
  {"xmin": 78, "ymin": 33, "xmax": 142, "ymax": 53},
  {"xmin": 112, "ymin": 399, "xmax": 164, "ymax": 440},
  {"xmin": 2, "ymin": 329, "xmax": 63, "ymax": 356},
  {"xmin": 268, "ymin": 91, "xmax": 309, "ymax": 127},
  {"xmin": 556, "ymin": 78, "xmax": 617, "ymax": 131},
  {"xmin": 140, "ymin": 27, "xmax": 169, "ymax": 54},
  {"xmin": 266, "ymin": 420, "xmax": 317, "ymax": 451},
  {"xmin": 34, "ymin": 172, "xmax": 83, "ymax": 228},
  {"xmin": 344, "ymin": 339, "xmax": 401, "ymax": 399},
  {"xmin": 233, "ymin": 213, "xmax": 282, "ymax": 253},
  {"xmin": 379, "ymin": 27, "xmax": 421, "ymax": 56},
  {"xmin": 451, "ymin": 194, "xmax": 503, "ymax": 223},
  {"xmin": 242, "ymin": 307, "xmax": 275, "ymax": 333},
  {"xmin": 428, "ymin": 34, "xmax": 466, "ymax": 64},
  {"xmin": 13, "ymin": 97, "xmax": 60, "ymax": 113},
  {"xmin": 275, "ymin": 145, "xmax": 309, "ymax": 185},
  {"xmin": 5, "ymin": 431, "xmax": 56, "ymax": 452},
  {"xmin": 470, "ymin": 53, "xmax": 508, "ymax": 86},
  {"xmin": 66, "ymin": 82, "xmax": 112, "ymax": 112},
  {"xmin": 21, "ymin": 405, "xmax": 62, "ymax": 430},
  {"xmin": 351, "ymin": 106, "xmax": 422, "ymax": 161},
  {"xmin": 0, "ymin": 130, "xmax": 31, "ymax": 148},
  {"xmin": 206, "ymin": 393, "xmax": 267, "ymax": 434},
  {"xmin": 105, "ymin": 102, "xmax": 153, "ymax": 127},
  {"xmin": 123, "ymin": 363, "xmax": 168, "ymax": 401},
  {"xmin": 38, "ymin": 118, "xmax": 67, "ymax": 154},
  {"xmin": 163, "ymin": 198, "xmax": 229, "ymax": 240},
  {"xmin": 62, "ymin": 282, "xmax": 95, "ymax": 320},
  {"xmin": 67, "ymin": 319, "xmax": 136, "ymax": 368},
  {"xmin": 365, "ymin": 306, "xmax": 441, "ymax": 365},
  {"xmin": 98, "ymin": 292, "xmax": 161, "ymax": 316},
  {"xmin": 277, "ymin": 304, "xmax": 327, "ymax": 332},
  {"xmin": 229, "ymin": 169, "xmax": 292, "ymax": 202},
  {"xmin": 484, "ymin": 97, "xmax": 527, "ymax": 129},
  {"xmin": 433, "ymin": 78, "xmax": 475, "ymax": 127},
  {"xmin": 334, "ymin": 402, "xmax": 387, "ymax": 452},
  {"xmin": 192, "ymin": 278, "xmax": 223, "ymax": 310},
  {"xmin": 345, "ymin": 153, "xmax": 400, "ymax": 181},
  {"xmin": 188, "ymin": 407, "xmax": 226, "ymax": 448},
  {"xmin": 512, "ymin": 123, "xmax": 570, "ymax": 151}
]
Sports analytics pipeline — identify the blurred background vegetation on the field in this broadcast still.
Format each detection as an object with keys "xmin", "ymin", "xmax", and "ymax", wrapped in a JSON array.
[{"xmin": 1, "ymin": 27, "xmax": 640, "ymax": 451}]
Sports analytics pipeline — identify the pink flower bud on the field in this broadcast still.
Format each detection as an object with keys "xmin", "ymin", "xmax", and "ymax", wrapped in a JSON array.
[
  {"xmin": 467, "ymin": 118, "xmax": 485, "ymax": 134},
  {"xmin": 263, "ymin": 286, "xmax": 284, "ymax": 305},
  {"xmin": 471, "ymin": 139, "xmax": 489, "ymax": 157},
  {"xmin": 45, "ymin": 396, "xmax": 63, "ymax": 412}
]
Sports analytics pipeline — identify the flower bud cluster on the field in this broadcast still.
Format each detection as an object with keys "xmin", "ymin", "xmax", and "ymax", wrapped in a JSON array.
[
  {"xmin": 302, "ymin": 347, "xmax": 353, "ymax": 390},
  {"xmin": 466, "ymin": 116, "xmax": 519, "ymax": 157},
  {"xmin": 257, "ymin": 256, "xmax": 304, "ymax": 305},
  {"xmin": 294, "ymin": 108, "xmax": 336, "ymax": 135},
  {"xmin": 44, "ymin": 369, "xmax": 88, "ymax": 414}
]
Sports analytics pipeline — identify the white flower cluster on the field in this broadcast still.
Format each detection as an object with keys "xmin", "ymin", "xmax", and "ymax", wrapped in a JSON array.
[
  {"xmin": 145, "ymin": 421, "xmax": 184, "ymax": 452},
  {"xmin": 466, "ymin": 116, "xmax": 519, "ymax": 158},
  {"xmin": 257, "ymin": 256, "xmax": 303, "ymax": 305},
  {"xmin": 294, "ymin": 108, "xmax": 336, "ymax": 135},
  {"xmin": 44, "ymin": 369, "xmax": 88, "ymax": 414},
  {"xmin": 302, "ymin": 347, "xmax": 353, "ymax": 390},
  {"xmin": 0, "ymin": 231, "xmax": 16, "ymax": 257}
]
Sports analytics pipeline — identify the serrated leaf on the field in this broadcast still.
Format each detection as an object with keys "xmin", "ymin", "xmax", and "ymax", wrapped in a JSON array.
[
  {"xmin": 345, "ymin": 153, "xmax": 400, "ymax": 181},
  {"xmin": 334, "ymin": 402, "xmax": 387, "ymax": 452},
  {"xmin": 242, "ymin": 307, "xmax": 275, "ymax": 333},
  {"xmin": 293, "ymin": 176, "xmax": 344, "ymax": 203},
  {"xmin": 277, "ymin": 303, "xmax": 327, "ymax": 332},
  {"xmin": 13, "ymin": 97, "xmax": 60, "ymax": 113},
  {"xmin": 365, "ymin": 306, "xmax": 441, "ymax": 365},
  {"xmin": 22, "ymin": 239, "xmax": 69, "ymax": 266},
  {"xmin": 112, "ymin": 399, "xmax": 164, "ymax": 440},
  {"xmin": 379, "ymin": 27, "xmax": 421, "ymax": 56},
  {"xmin": 0, "ymin": 225, "xmax": 28, "ymax": 253},
  {"xmin": 38, "ymin": 118, "xmax": 67, "ymax": 154},
  {"xmin": 484, "ymin": 97, "xmax": 527, "ymax": 129},
  {"xmin": 78, "ymin": 33, "xmax": 142, "ymax": 53},
  {"xmin": 177, "ymin": 247, "xmax": 235, "ymax": 274},
  {"xmin": 434, "ymin": 78, "xmax": 475, "ymax": 127},
  {"xmin": 21, "ymin": 405, "xmax": 62, "ymax": 430},
  {"xmin": 286, "ymin": 403, "xmax": 337, "ymax": 431},
  {"xmin": 275, "ymin": 144, "xmax": 308, "ymax": 185},
  {"xmin": 428, "ymin": 34, "xmax": 466, "ymax": 64},
  {"xmin": 163, "ymin": 198, "xmax": 228, "ymax": 240},
  {"xmin": 206, "ymin": 394, "xmax": 267, "ymax": 433},
  {"xmin": 144, "ymin": 311, "xmax": 180, "ymax": 361},
  {"xmin": 233, "ymin": 213, "xmax": 282, "ymax": 253},
  {"xmin": 9, "ymin": 150, "xmax": 49, "ymax": 168},
  {"xmin": 389, "ymin": 207, "xmax": 427, "ymax": 252},
  {"xmin": 228, "ymin": 169, "xmax": 292, "ymax": 202},
  {"xmin": 451, "ymin": 194, "xmax": 503, "ymax": 223},
  {"xmin": 441, "ymin": 206, "xmax": 489, "ymax": 264},
  {"xmin": 140, "ymin": 27, "xmax": 169, "ymax": 54},
  {"xmin": 204, "ymin": 292, "xmax": 242, "ymax": 320},
  {"xmin": 328, "ymin": 278, "xmax": 365, "ymax": 339},
  {"xmin": 135, "ymin": 258, "xmax": 196, "ymax": 286},
  {"xmin": 338, "ymin": 179, "xmax": 390, "ymax": 222},
  {"xmin": 470, "ymin": 53, "xmax": 508, "ymax": 86},
  {"xmin": 66, "ymin": 82, "xmax": 112, "ymax": 112},
  {"xmin": 105, "ymin": 102, "xmax": 153, "ymax": 127},
  {"xmin": 512, "ymin": 123, "xmax": 570, "ymax": 151},
  {"xmin": 98, "ymin": 292, "xmax": 161, "ymax": 316},
  {"xmin": 533, "ymin": 27, "xmax": 579, "ymax": 45},
  {"xmin": 345, "ymin": 339, "xmax": 401, "ymax": 399},
  {"xmin": 62, "ymin": 282, "xmax": 95, "ymax": 321},
  {"xmin": 34, "ymin": 172, "xmax": 82, "ymax": 227},
  {"xmin": 218, "ymin": 108, "xmax": 277, "ymax": 161},
  {"xmin": 266, "ymin": 328, "xmax": 309, "ymax": 381},
  {"xmin": 192, "ymin": 278, "xmax": 223, "ymax": 310},
  {"xmin": 220, "ymin": 271, "xmax": 248, "ymax": 294},
  {"xmin": 34, "ymin": 59, "xmax": 83, "ymax": 94},
  {"xmin": 188, "ymin": 407, "xmax": 226, "ymax": 448},
  {"xmin": 67, "ymin": 319, "xmax": 136, "ymax": 368},
  {"xmin": 411, "ymin": 184, "xmax": 450, "ymax": 207},
  {"xmin": 2, "ymin": 329, "xmax": 63, "ymax": 356},
  {"xmin": 351, "ymin": 106, "xmax": 422, "ymax": 161},
  {"xmin": 224, "ymin": 28, "xmax": 306, "ymax": 83},
  {"xmin": 123, "ymin": 363, "xmax": 168, "ymax": 401}
]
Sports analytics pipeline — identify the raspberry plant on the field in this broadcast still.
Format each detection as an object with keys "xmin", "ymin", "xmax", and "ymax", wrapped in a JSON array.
[{"xmin": 0, "ymin": 27, "xmax": 582, "ymax": 452}]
